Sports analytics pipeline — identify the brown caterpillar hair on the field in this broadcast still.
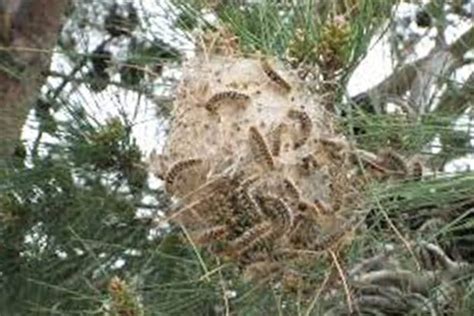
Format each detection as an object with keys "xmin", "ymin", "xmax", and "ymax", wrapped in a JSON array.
[
  {"xmin": 192, "ymin": 225, "xmax": 229, "ymax": 245},
  {"xmin": 313, "ymin": 199, "xmax": 331, "ymax": 215},
  {"xmin": 237, "ymin": 173, "xmax": 260, "ymax": 190},
  {"xmin": 248, "ymin": 126, "xmax": 275, "ymax": 170},
  {"xmin": 273, "ymin": 198, "xmax": 295, "ymax": 232},
  {"xmin": 243, "ymin": 260, "xmax": 282, "ymax": 282},
  {"xmin": 300, "ymin": 154, "xmax": 318, "ymax": 173},
  {"xmin": 297, "ymin": 200, "xmax": 321, "ymax": 219},
  {"xmin": 312, "ymin": 220, "xmax": 352, "ymax": 251},
  {"xmin": 235, "ymin": 186, "xmax": 264, "ymax": 221},
  {"xmin": 318, "ymin": 136, "xmax": 348, "ymax": 151},
  {"xmin": 271, "ymin": 123, "xmax": 286, "ymax": 157},
  {"xmin": 288, "ymin": 109, "xmax": 312, "ymax": 148},
  {"xmin": 173, "ymin": 202, "xmax": 206, "ymax": 227},
  {"xmin": 377, "ymin": 149, "xmax": 409, "ymax": 175},
  {"xmin": 230, "ymin": 221, "xmax": 274, "ymax": 257},
  {"xmin": 175, "ymin": 176, "xmax": 233, "ymax": 212},
  {"xmin": 255, "ymin": 195, "xmax": 294, "ymax": 233},
  {"xmin": 409, "ymin": 160, "xmax": 424, "ymax": 181},
  {"xmin": 282, "ymin": 177, "xmax": 301, "ymax": 201},
  {"xmin": 261, "ymin": 59, "xmax": 292, "ymax": 93},
  {"xmin": 231, "ymin": 174, "xmax": 264, "ymax": 224},
  {"xmin": 205, "ymin": 90, "xmax": 250, "ymax": 112},
  {"xmin": 164, "ymin": 158, "xmax": 204, "ymax": 194}
]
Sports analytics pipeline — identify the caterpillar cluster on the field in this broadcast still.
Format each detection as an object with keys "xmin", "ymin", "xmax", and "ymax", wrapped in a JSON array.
[
  {"xmin": 353, "ymin": 149, "xmax": 427, "ymax": 181},
  {"xmin": 166, "ymin": 167, "xmax": 357, "ymax": 287},
  {"xmin": 158, "ymin": 54, "xmax": 380, "ymax": 294}
]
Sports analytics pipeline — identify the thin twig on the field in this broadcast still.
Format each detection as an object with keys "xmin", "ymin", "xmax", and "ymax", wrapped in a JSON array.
[
  {"xmin": 329, "ymin": 250, "xmax": 354, "ymax": 314},
  {"xmin": 380, "ymin": 208, "xmax": 421, "ymax": 271},
  {"xmin": 179, "ymin": 224, "xmax": 210, "ymax": 282},
  {"xmin": 199, "ymin": 263, "xmax": 228, "ymax": 281},
  {"xmin": 350, "ymin": 147, "xmax": 422, "ymax": 271},
  {"xmin": 216, "ymin": 258, "xmax": 230, "ymax": 316},
  {"xmin": 304, "ymin": 270, "xmax": 332, "ymax": 316}
]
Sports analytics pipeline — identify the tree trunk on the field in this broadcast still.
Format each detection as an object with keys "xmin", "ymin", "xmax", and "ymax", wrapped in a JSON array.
[{"xmin": 0, "ymin": 0, "xmax": 69, "ymax": 162}]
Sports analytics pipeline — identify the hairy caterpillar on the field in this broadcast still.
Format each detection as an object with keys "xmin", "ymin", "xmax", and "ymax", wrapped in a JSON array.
[
  {"xmin": 172, "ymin": 176, "xmax": 234, "ymax": 222},
  {"xmin": 255, "ymin": 195, "xmax": 294, "ymax": 232},
  {"xmin": 231, "ymin": 174, "xmax": 264, "ymax": 227},
  {"xmin": 318, "ymin": 136, "xmax": 348, "ymax": 151},
  {"xmin": 192, "ymin": 225, "xmax": 229, "ymax": 245},
  {"xmin": 235, "ymin": 187, "xmax": 263, "ymax": 220},
  {"xmin": 211, "ymin": 189, "xmax": 235, "ymax": 221},
  {"xmin": 176, "ymin": 176, "xmax": 232, "ymax": 206},
  {"xmin": 261, "ymin": 59, "xmax": 292, "ymax": 92},
  {"xmin": 282, "ymin": 177, "xmax": 301, "ymax": 201},
  {"xmin": 248, "ymin": 126, "xmax": 275, "ymax": 170},
  {"xmin": 299, "ymin": 154, "xmax": 319, "ymax": 174},
  {"xmin": 377, "ymin": 149, "xmax": 409, "ymax": 176},
  {"xmin": 312, "ymin": 218, "xmax": 353, "ymax": 251},
  {"xmin": 243, "ymin": 261, "xmax": 282, "ymax": 282},
  {"xmin": 288, "ymin": 109, "xmax": 312, "ymax": 148},
  {"xmin": 273, "ymin": 247, "xmax": 319, "ymax": 261},
  {"xmin": 230, "ymin": 221, "xmax": 274, "ymax": 256},
  {"xmin": 271, "ymin": 198, "xmax": 295, "ymax": 232},
  {"xmin": 313, "ymin": 199, "xmax": 331, "ymax": 215},
  {"xmin": 312, "ymin": 230, "xmax": 345, "ymax": 251},
  {"xmin": 297, "ymin": 200, "xmax": 321, "ymax": 218},
  {"xmin": 409, "ymin": 160, "xmax": 424, "ymax": 181},
  {"xmin": 271, "ymin": 123, "xmax": 286, "ymax": 156},
  {"xmin": 173, "ymin": 202, "xmax": 206, "ymax": 227},
  {"xmin": 164, "ymin": 158, "xmax": 204, "ymax": 194},
  {"xmin": 236, "ymin": 173, "xmax": 260, "ymax": 190},
  {"xmin": 204, "ymin": 90, "xmax": 250, "ymax": 112}
]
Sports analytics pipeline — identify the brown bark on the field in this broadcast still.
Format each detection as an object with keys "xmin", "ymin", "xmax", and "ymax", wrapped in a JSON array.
[{"xmin": 0, "ymin": 0, "xmax": 69, "ymax": 162}]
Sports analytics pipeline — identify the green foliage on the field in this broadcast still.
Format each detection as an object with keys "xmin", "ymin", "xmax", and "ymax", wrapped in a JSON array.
[
  {"xmin": 120, "ymin": 39, "xmax": 180, "ymax": 87},
  {"xmin": 174, "ymin": 0, "xmax": 393, "ymax": 64},
  {"xmin": 347, "ymin": 112, "xmax": 442, "ymax": 152},
  {"xmin": 34, "ymin": 98, "xmax": 59, "ymax": 135},
  {"xmin": 61, "ymin": 112, "xmax": 147, "ymax": 195}
]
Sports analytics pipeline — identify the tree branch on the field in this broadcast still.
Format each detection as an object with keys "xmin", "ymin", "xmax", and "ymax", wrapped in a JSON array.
[
  {"xmin": 435, "ymin": 72, "xmax": 474, "ymax": 115},
  {"xmin": 353, "ymin": 26, "xmax": 474, "ymax": 114},
  {"xmin": 0, "ymin": 0, "xmax": 70, "ymax": 162}
]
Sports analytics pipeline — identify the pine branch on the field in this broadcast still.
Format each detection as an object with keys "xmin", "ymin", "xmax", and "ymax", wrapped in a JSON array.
[
  {"xmin": 435, "ymin": 72, "xmax": 474, "ymax": 115},
  {"xmin": 354, "ymin": 26, "xmax": 474, "ymax": 115}
]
